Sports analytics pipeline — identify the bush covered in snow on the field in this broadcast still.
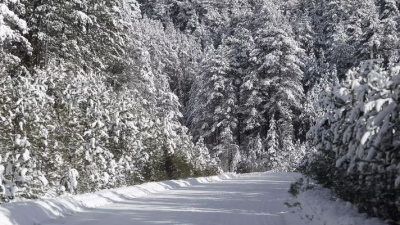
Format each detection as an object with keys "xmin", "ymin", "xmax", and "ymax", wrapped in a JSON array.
[{"xmin": 306, "ymin": 60, "xmax": 400, "ymax": 222}]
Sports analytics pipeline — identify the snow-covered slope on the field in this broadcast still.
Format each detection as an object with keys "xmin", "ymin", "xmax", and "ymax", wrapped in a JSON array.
[{"xmin": 0, "ymin": 172, "xmax": 387, "ymax": 225}]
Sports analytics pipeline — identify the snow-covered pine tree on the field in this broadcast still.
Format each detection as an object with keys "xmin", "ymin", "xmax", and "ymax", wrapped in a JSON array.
[
  {"xmin": 307, "ymin": 60, "xmax": 400, "ymax": 221},
  {"xmin": 352, "ymin": 0, "xmax": 399, "ymax": 69},
  {"xmin": 244, "ymin": 4, "xmax": 305, "ymax": 171},
  {"xmin": 265, "ymin": 117, "xmax": 278, "ymax": 170},
  {"xmin": 187, "ymin": 46, "xmax": 241, "ymax": 172},
  {"xmin": 221, "ymin": 25, "xmax": 253, "ymax": 162},
  {"xmin": 0, "ymin": 71, "xmax": 53, "ymax": 200},
  {"xmin": 0, "ymin": 1, "xmax": 52, "ymax": 200},
  {"xmin": 0, "ymin": 0, "xmax": 29, "ymax": 163},
  {"xmin": 87, "ymin": 0, "xmax": 136, "ymax": 75},
  {"xmin": 193, "ymin": 137, "xmax": 214, "ymax": 172},
  {"xmin": 0, "ymin": 0, "xmax": 30, "ymax": 74},
  {"xmin": 347, "ymin": 0, "xmax": 378, "ymax": 62}
]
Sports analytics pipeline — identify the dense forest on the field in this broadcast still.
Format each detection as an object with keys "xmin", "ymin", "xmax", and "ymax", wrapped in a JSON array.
[{"xmin": 0, "ymin": 0, "xmax": 399, "ymax": 222}]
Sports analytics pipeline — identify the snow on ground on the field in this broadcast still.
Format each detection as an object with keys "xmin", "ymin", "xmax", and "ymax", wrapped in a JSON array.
[
  {"xmin": 285, "ymin": 178, "xmax": 387, "ymax": 225},
  {"xmin": 0, "ymin": 172, "xmax": 387, "ymax": 225},
  {"xmin": 0, "ymin": 174, "xmax": 237, "ymax": 225}
]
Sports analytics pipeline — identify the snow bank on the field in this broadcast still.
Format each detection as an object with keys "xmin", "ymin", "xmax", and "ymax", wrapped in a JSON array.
[
  {"xmin": 285, "ymin": 184, "xmax": 386, "ymax": 225},
  {"xmin": 0, "ymin": 174, "xmax": 238, "ymax": 225}
]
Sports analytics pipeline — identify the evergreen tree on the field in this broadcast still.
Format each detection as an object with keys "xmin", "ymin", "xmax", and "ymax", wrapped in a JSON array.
[
  {"xmin": 187, "ymin": 46, "xmax": 240, "ymax": 171},
  {"xmin": 266, "ymin": 117, "xmax": 278, "ymax": 170},
  {"xmin": 0, "ymin": 0, "xmax": 30, "ymax": 74},
  {"xmin": 243, "ymin": 4, "xmax": 305, "ymax": 170},
  {"xmin": 307, "ymin": 60, "xmax": 400, "ymax": 221}
]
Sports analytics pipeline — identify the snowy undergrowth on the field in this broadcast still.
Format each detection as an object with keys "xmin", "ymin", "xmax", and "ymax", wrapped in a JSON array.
[
  {"xmin": 285, "ymin": 178, "xmax": 386, "ymax": 225},
  {"xmin": 0, "ymin": 174, "xmax": 237, "ymax": 225}
]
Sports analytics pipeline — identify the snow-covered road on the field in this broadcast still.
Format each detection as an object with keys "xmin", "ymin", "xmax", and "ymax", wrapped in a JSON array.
[{"xmin": 43, "ymin": 172, "xmax": 298, "ymax": 225}]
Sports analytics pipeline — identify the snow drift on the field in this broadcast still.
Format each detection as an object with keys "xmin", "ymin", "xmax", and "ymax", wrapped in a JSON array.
[{"xmin": 0, "ymin": 174, "xmax": 237, "ymax": 225}]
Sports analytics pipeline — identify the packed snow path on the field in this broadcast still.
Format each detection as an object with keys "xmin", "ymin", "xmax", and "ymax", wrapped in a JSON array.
[{"xmin": 44, "ymin": 172, "xmax": 298, "ymax": 225}]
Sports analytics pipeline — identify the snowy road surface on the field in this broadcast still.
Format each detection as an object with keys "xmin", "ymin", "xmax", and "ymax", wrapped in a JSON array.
[{"xmin": 43, "ymin": 172, "xmax": 299, "ymax": 225}]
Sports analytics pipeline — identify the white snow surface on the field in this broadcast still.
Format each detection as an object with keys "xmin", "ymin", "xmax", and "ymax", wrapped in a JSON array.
[
  {"xmin": 285, "ymin": 180, "xmax": 387, "ymax": 225},
  {"xmin": 0, "ymin": 172, "xmax": 386, "ymax": 225}
]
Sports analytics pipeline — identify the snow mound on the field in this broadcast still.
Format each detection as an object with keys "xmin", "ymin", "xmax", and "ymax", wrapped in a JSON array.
[
  {"xmin": 0, "ymin": 174, "xmax": 238, "ymax": 225},
  {"xmin": 285, "ymin": 184, "xmax": 386, "ymax": 225}
]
